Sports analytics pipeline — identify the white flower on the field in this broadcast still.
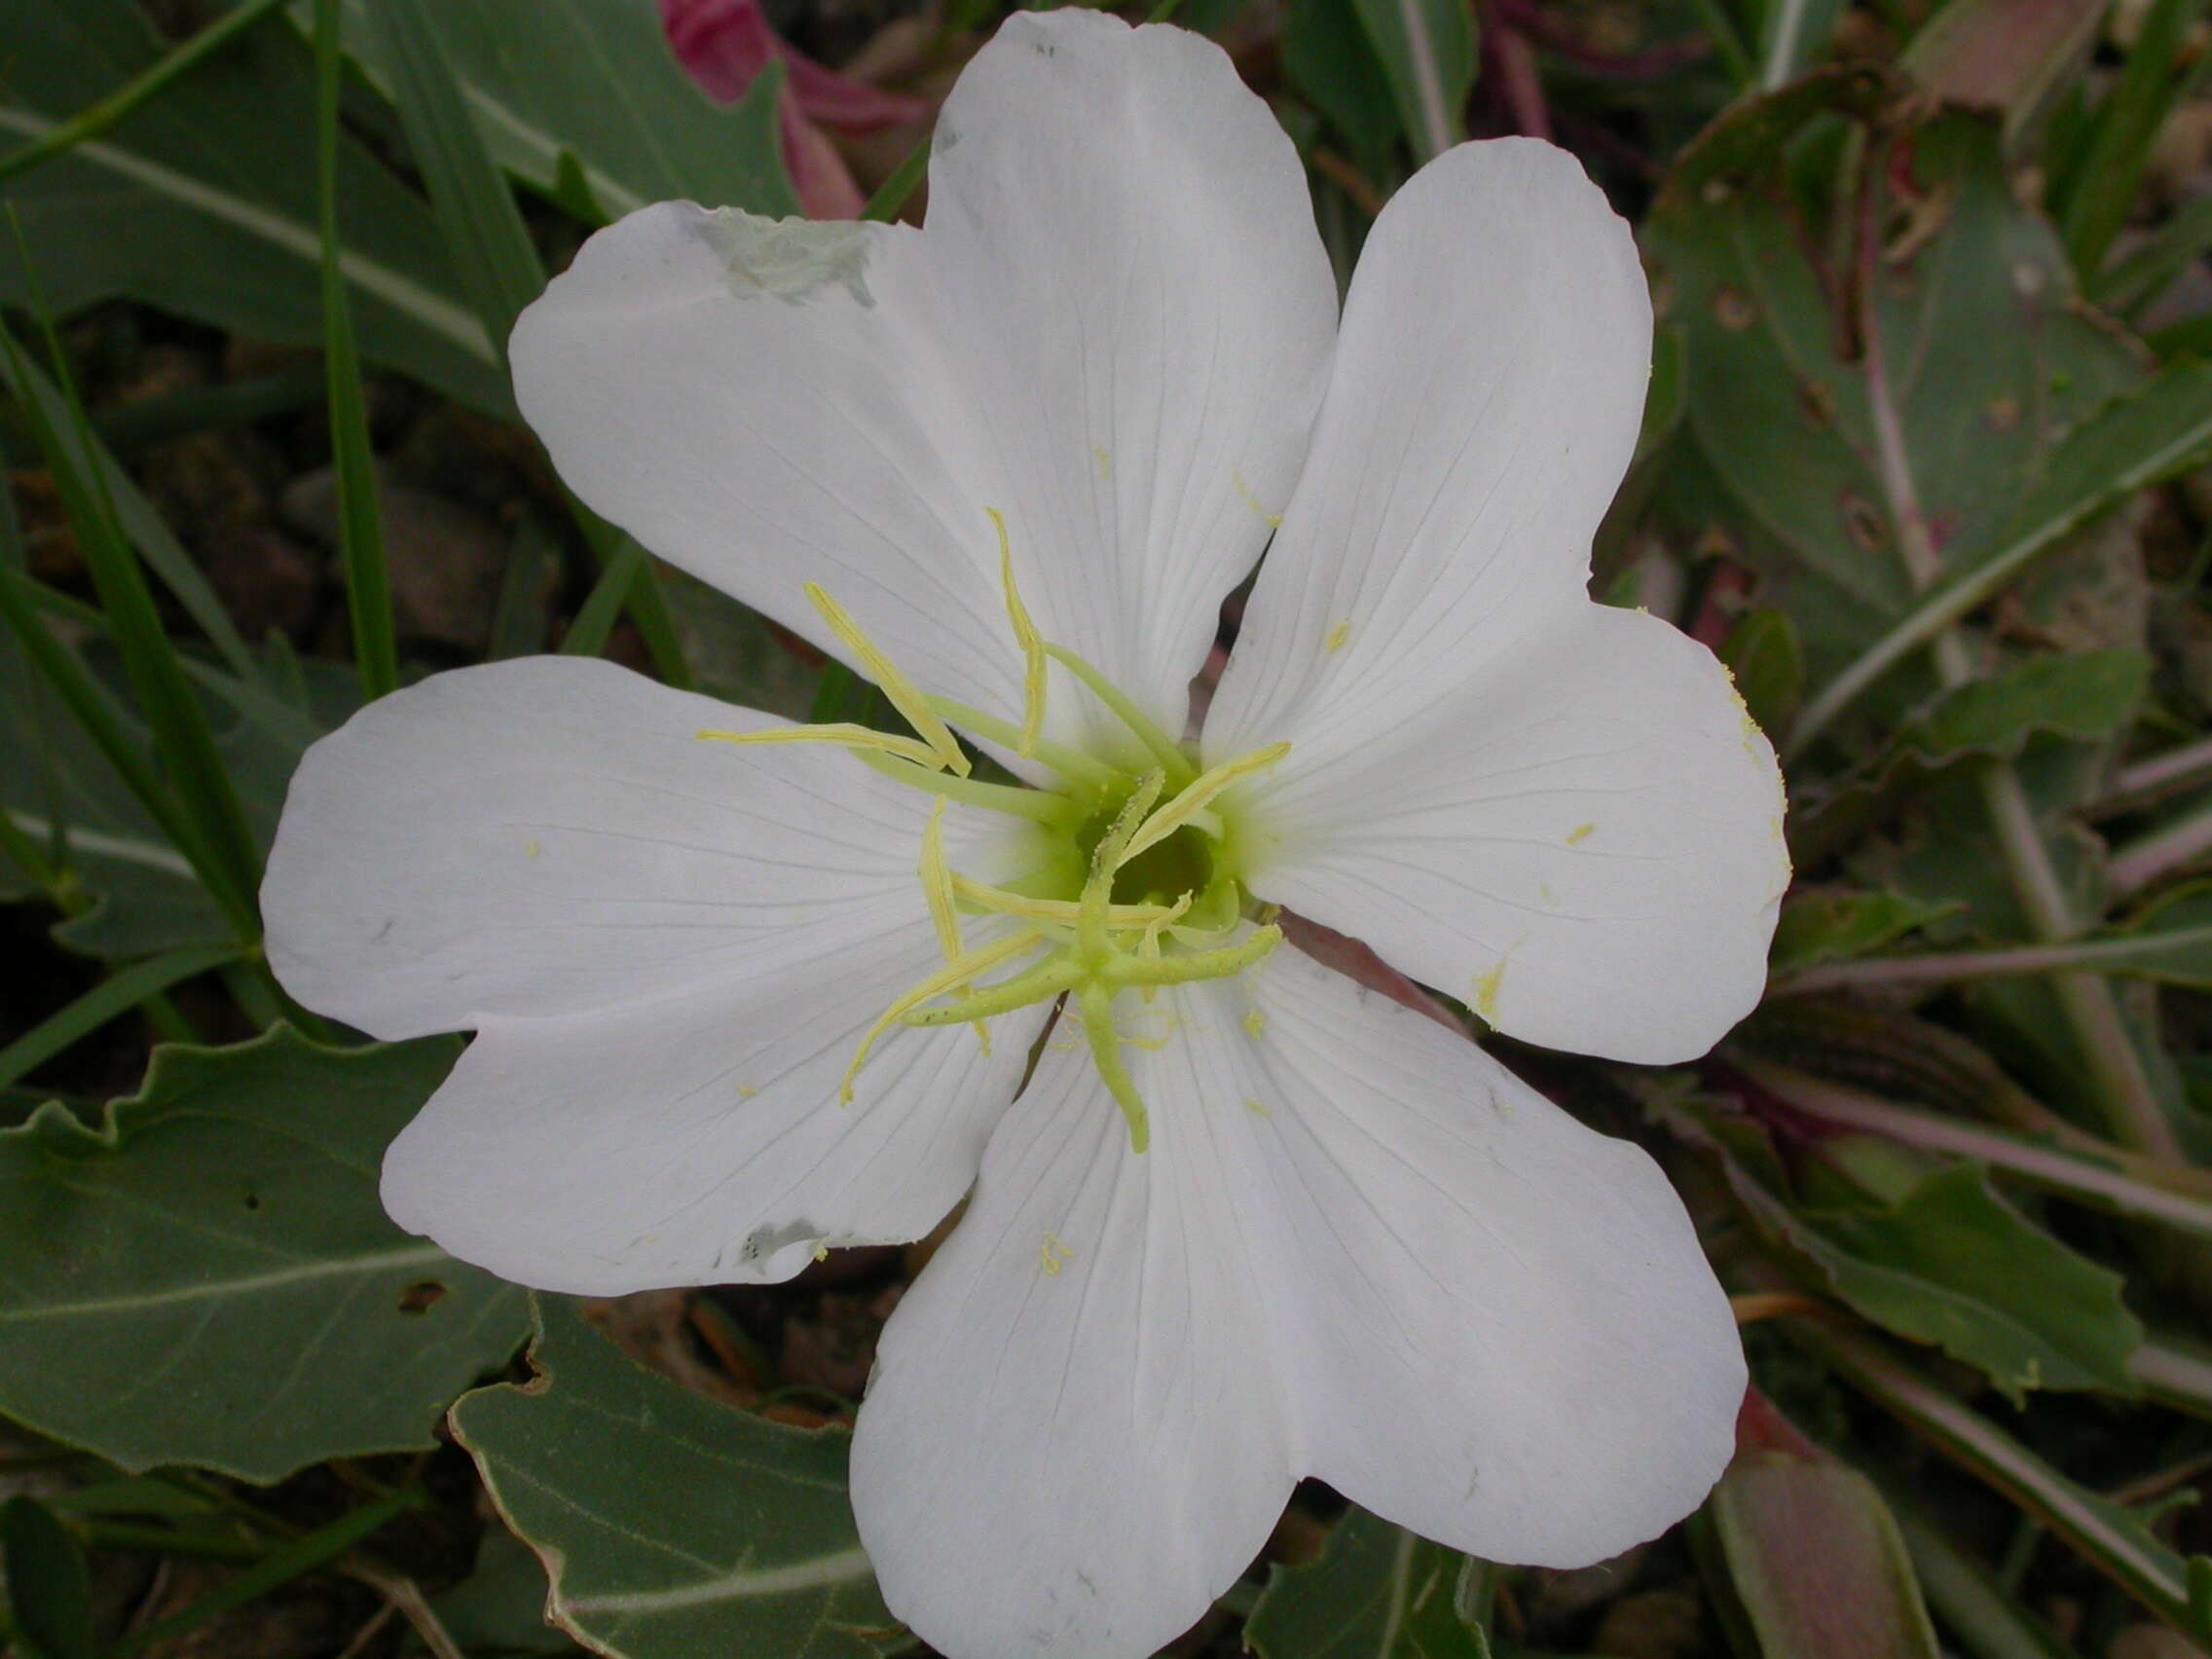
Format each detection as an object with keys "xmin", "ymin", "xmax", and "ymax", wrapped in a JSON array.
[{"xmin": 262, "ymin": 13, "xmax": 1788, "ymax": 1658}]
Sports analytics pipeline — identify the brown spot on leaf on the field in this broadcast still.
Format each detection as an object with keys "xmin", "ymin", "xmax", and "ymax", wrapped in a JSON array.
[
  {"xmin": 1714, "ymin": 284, "xmax": 1758, "ymax": 332},
  {"xmin": 1841, "ymin": 490, "xmax": 1887, "ymax": 554},
  {"xmin": 397, "ymin": 1280, "xmax": 448, "ymax": 1315},
  {"xmin": 1798, "ymin": 377, "xmax": 1837, "ymax": 429}
]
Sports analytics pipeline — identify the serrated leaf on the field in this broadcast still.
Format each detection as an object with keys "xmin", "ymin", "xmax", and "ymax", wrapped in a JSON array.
[
  {"xmin": 1710, "ymin": 1392, "xmax": 1941, "ymax": 1659},
  {"xmin": 434, "ymin": 1527, "xmax": 583, "ymax": 1656},
  {"xmin": 325, "ymin": 0, "xmax": 798, "ymax": 222},
  {"xmin": 0, "ymin": 1028, "xmax": 526, "ymax": 1481},
  {"xmin": 451, "ymin": 1297, "xmax": 898, "ymax": 1659},
  {"xmin": 0, "ymin": 0, "xmax": 505, "ymax": 412},
  {"xmin": 1245, "ymin": 1507, "xmax": 1492, "ymax": 1659}
]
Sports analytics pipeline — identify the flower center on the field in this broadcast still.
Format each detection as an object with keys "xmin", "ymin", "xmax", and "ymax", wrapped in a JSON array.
[
  {"xmin": 1098, "ymin": 814, "xmax": 1213, "ymax": 909},
  {"xmin": 693, "ymin": 514, "xmax": 1285, "ymax": 1152}
]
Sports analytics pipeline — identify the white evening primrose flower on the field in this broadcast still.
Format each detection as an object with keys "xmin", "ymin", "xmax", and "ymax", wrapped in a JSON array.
[{"xmin": 261, "ymin": 12, "xmax": 1787, "ymax": 1658}]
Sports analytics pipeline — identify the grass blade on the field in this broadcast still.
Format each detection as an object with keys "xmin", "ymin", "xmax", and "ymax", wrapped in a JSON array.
[
  {"xmin": 0, "ymin": 0, "xmax": 292, "ymax": 189},
  {"xmin": 558, "ymin": 532, "xmax": 644, "ymax": 661},
  {"xmin": 0, "ymin": 347, "xmax": 258, "ymax": 681},
  {"xmin": 313, "ymin": 0, "xmax": 396, "ymax": 704},
  {"xmin": 113, "ymin": 1490, "xmax": 424, "ymax": 1657},
  {"xmin": 568, "ymin": 496, "xmax": 693, "ymax": 687},
  {"xmin": 862, "ymin": 131, "xmax": 931, "ymax": 223},
  {"xmin": 1794, "ymin": 1319, "xmax": 2212, "ymax": 1640},
  {"xmin": 362, "ymin": 0, "xmax": 545, "ymax": 348},
  {"xmin": 488, "ymin": 513, "xmax": 558, "ymax": 660},
  {"xmin": 0, "ymin": 565, "xmax": 213, "ymax": 905},
  {"xmin": 2055, "ymin": 0, "xmax": 2211, "ymax": 277},
  {"xmin": 0, "ymin": 941, "xmax": 237, "ymax": 1091},
  {"xmin": 0, "ymin": 298, "xmax": 260, "ymax": 941},
  {"xmin": 359, "ymin": 0, "xmax": 694, "ymax": 688}
]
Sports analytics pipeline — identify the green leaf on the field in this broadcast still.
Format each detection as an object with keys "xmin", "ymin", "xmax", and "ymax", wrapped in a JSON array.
[
  {"xmin": 2, "ymin": 1495, "xmax": 97, "ymax": 1659},
  {"xmin": 1807, "ymin": 1160, "xmax": 2145, "ymax": 1403},
  {"xmin": 1792, "ymin": 361, "xmax": 2212, "ymax": 753},
  {"xmin": 1645, "ymin": 78, "xmax": 2143, "ymax": 712},
  {"xmin": 1711, "ymin": 1394, "xmax": 1941, "ymax": 1659},
  {"xmin": 660, "ymin": 569, "xmax": 822, "ymax": 721},
  {"xmin": 450, "ymin": 1297, "xmax": 898, "ymax": 1659},
  {"xmin": 434, "ymin": 1527, "xmax": 583, "ymax": 1656},
  {"xmin": 0, "ymin": 347, "xmax": 256, "ymax": 683},
  {"xmin": 1720, "ymin": 607, "xmax": 1805, "ymax": 734},
  {"xmin": 326, "ymin": 0, "xmax": 799, "ymax": 222},
  {"xmin": 1771, "ymin": 888, "xmax": 1964, "ymax": 976},
  {"xmin": 2099, "ymin": 882, "xmax": 2212, "ymax": 990},
  {"xmin": 1245, "ymin": 1507, "xmax": 1492, "ymax": 1659},
  {"xmin": 1754, "ymin": 0, "xmax": 1850, "ymax": 91},
  {"xmin": 1664, "ymin": 1095, "xmax": 2143, "ymax": 1402},
  {"xmin": 0, "ymin": 0, "xmax": 505, "ymax": 413},
  {"xmin": 0, "ymin": 632, "xmax": 348, "ymax": 960},
  {"xmin": 2052, "ymin": 0, "xmax": 2210, "ymax": 276},
  {"xmin": 1797, "ymin": 1318, "xmax": 2212, "ymax": 1641},
  {"xmin": 0, "ymin": 941, "xmax": 238, "ymax": 1090},
  {"xmin": 0, "ymin": 1027, "xmax": 526, "ymax": 1481},
  {"xmin": 1282, "ymin": 0, "xmax": 1403, "ymax": 174},
  {"xmin": 360, "ymin": 0, "xmax": 547, "ymax": 350},
  {"xmin": 2, "ymin": 313, "xmax": 264, "ymax": 940},
  {"xmin": 1792, "ymin": 649, "xmax": 2150, "ymax": 866},
  {"xmin": 1344, "ymin": 0, "xmax": 1476, "ymax": 161},
  {"xmin": 1918, "ymin": 649, "xmax": 2148, "ymax": 754},
  {"xmin": 1900, "ymin": 0, "xmax": 2106, "ymax": 133}
]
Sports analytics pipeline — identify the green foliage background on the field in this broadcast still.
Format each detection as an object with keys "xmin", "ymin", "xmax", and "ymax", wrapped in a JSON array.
[{"xmin": 10, "ymin": 0, "xmax": 2212, "ymax": 1654}]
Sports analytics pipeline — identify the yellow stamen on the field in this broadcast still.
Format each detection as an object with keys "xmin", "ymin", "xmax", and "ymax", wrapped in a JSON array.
[
  {"xmin": 697, "ymin": 722, "xmax": 947, "ymax": 771},
  {"xmin": 920, "ymin": 802, "xmax": 988, "ymax": 1057},
  {"xmin": 991, "ymin": 508, "xmax": 1048, "ymax": 759},
  {"xmin": 1119, "ymin": 742, "xmax": 1289, "ymax": 867},
  {"xmin": 950, "ymin": 871, "xmax": 1173, "ymax": 930},
  {"xmin": 804, "ymin": 583, "xmax": 970, "ymax": 776},
  {"xmin": 841, "ymin": 931, "xmax": 1039, "ymax": 1102}
]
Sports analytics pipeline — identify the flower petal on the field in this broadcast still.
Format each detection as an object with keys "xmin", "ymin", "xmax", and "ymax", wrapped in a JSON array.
[
  {"xmin": 1231, "ymin": 601, "xmax": 1788, "ymax": 1063},
  {"xmin": 1204, "ymin": 136, "xmax": 1649, "ymax": 776},
  {"xmin": 263, "ymin": 655, "xmax": 1039, "ymax": 1041},
  {"xmin": 917, "ymin": 10, "xmax": 1338, "ymax": 751},
  {"xmin": 852, "ymin": 937, "xmax": 1742, "ymax": 1654},
  {"xmin": 380, "ymin": 929, "xmax": 1050, "ymax": 1296},
  {"xmin": 509, "ymin": 11, "xmax": 1336, "ymax": 756},
  {"xmin": 849, "ymin": 1001, "xmax": 1297, "ymax": 1659},
  {"xmin": 1231, "ymin": 942, "xmax": 1746, "ymax": 1566}
]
